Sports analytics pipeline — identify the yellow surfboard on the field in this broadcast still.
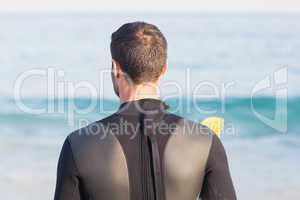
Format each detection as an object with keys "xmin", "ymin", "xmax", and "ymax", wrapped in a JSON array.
[{"xmin": 201, "ymin": 117, "xmax": 224, "ymax": 137}]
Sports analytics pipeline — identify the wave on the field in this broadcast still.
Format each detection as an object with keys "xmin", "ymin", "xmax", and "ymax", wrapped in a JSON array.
[{"xmin": 0, "ymin": 96, "xmax": 299, "ymax": 138}]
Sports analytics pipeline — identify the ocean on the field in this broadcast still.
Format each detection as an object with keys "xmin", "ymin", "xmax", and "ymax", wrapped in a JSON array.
[{"xmin": 0, "ymin": 12, "xmax": 299, "ymax": 199}]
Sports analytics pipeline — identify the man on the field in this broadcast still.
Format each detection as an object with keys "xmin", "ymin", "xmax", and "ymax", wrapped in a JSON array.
[{"xmin": 54, "ymin": 22, "xmax": 236, "ymax": 200}]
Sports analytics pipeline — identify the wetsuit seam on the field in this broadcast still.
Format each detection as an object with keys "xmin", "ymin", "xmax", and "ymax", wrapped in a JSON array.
[
  {"xmin": 112, "ymin": 134, "xmax": 131, "ymax": 200},
  {"xmin": 162, "ymin": 116, "xmax": 184, "ymax": 199},
  {"xmin": 201, "ymin": 134, "xmax": 217, "ymax": 200},
  {"xmin": 66, "ymin": 137, "xmax": 81, "ymax": 199},
  {"xmin": 66, "ymin": 137, "xmax": 80, "ymax": 176},
  {"xmin": 205, "ymin": 178, "xmax": 219, "ymax": 200},
  {"xmin": 203, "ymin": 133, "xmax": 214, "ymax": 174}
]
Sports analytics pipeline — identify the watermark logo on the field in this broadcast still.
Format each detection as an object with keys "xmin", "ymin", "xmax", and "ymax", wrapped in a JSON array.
[{"xmin": 251, "ymin": 67, "xmax": 288, "ymax": 133}]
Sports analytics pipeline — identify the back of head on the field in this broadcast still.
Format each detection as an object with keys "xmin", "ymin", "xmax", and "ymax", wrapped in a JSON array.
[{"xmin": 110, "ymin": 22, "xmax": 167, "ymax": 84}]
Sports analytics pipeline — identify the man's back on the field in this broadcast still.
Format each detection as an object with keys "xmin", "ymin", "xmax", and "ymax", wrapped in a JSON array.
[{"xmin": 54, "ymin": 99, "xmax": 236, "ymax": 200}]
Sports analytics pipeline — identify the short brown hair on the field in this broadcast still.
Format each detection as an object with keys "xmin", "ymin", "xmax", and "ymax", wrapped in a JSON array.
[{"xmin": 110, "ymin": 22, "xmax": 167, "ymax": 84}]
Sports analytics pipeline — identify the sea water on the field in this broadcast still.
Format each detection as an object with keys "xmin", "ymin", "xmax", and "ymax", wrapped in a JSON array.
[{"xmin": 0, "ymin": 12, "xmax": 299, "ymax": 199}]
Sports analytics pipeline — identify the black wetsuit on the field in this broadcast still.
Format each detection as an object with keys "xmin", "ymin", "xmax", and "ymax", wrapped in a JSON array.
[{"xmin": 54, "ymin": 99, "xmax": 236, "ymax": 200}]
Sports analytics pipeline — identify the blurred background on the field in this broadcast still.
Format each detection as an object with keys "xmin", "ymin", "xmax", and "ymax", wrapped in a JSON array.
[{"xmin": 0, "ymin": 0, "xmax": 299, "ymax": 199}]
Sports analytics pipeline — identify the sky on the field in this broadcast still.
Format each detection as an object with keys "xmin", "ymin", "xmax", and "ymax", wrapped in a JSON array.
[{"xmin": 0, "ymin": 0, "xmax": 299, "ymax": 12}]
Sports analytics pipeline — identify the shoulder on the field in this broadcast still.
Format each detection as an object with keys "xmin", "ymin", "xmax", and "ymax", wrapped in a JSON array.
[
  {"xmin": 164, "ymin": 112, "xmax": 213, "ymax": 139},
  {"xmin": 63, "ymin": 113, "xmax": 124, "ymax": 176},
  {"xmin": 66, "ymin": 113, "xmax": 120, "ymax": 154},
  {"xmin": 163, "ymin": 114, "xmax": 215, "ymax": 175},
  {"xmin": 162, "ymin": 112, "xmax": 214, "ymax": 156},
  {"xmin": 68, "ymin": 113, "xmax": 118, "ymax": 139}
]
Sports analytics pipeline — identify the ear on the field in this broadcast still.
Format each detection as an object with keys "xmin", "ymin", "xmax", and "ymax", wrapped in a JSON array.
[
  {"xmin": 112, "ymin": 59, "xmax": 121, "ymax": 79},
  {"xmin": 161, "ymin": 63, "xmax": 168, "ymax": 75}
]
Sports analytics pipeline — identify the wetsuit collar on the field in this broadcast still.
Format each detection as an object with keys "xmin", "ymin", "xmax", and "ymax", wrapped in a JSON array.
[{"xmin": 118, "ymin": 98, "xmax": 169, "ymax": 115}]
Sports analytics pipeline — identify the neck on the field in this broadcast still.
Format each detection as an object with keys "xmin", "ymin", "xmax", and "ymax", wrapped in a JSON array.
[{"xmin": 119, "ymin": 82, "xmax": 160, "ymax": 104}]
